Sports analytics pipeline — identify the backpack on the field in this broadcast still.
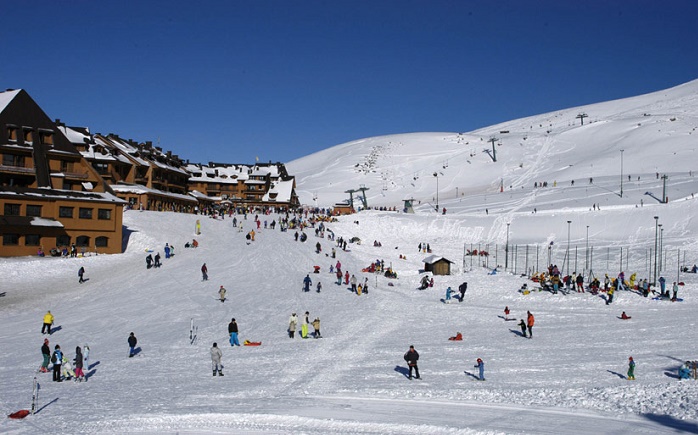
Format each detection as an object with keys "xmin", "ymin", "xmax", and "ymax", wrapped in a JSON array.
[{"xmin": 51, "ymin": 353, "xmax": 57, "ymax": 363}]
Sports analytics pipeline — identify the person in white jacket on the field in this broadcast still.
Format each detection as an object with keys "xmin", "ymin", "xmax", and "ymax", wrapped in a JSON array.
[
  {"xmin": 288, "ymin": 313, "xmax": 298, "ymax": 338},
  {"xmin": 211, "ymin": 343, "xmax": 223, "ymax": 376}
]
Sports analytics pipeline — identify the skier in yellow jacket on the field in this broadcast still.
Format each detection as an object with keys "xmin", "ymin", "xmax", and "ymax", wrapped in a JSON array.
[{"xmin": 42, "ymin": 311, "xmax": 54, "ymax": 335}]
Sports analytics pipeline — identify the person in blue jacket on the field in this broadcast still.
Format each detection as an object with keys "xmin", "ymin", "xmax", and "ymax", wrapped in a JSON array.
[
  {"xmin": 52, "ymin": 345, "xmax": 63, "ymax": 382},
  {"xmin": 445, "ymin": 287, "xmax": 453, "ymax": 303},
  {"xmin": 303, "ymin": 274, "xmax": 312, "ymax": 292},
  {"xmin": 474, "ymin": 358, "xmax": 485, "ymax": 381}
]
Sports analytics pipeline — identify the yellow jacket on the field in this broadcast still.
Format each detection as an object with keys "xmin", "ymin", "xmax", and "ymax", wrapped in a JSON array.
[{"xmin": 43, "ymin": 312, "xmax": 54, "ymax": 324}]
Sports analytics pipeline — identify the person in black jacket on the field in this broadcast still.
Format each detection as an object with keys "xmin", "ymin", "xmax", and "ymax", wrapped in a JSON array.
[
  {"xmin": 74, "ymin": 346, "xmax": 85, "ymax": 382},
  {"xmin": 403, "ymin": 345, "xmax": 420, "ymax": 379},
  {"xmin": 128, "ymin": 332, "xmax": 137, "ymax": 357},
  {"xmin": 458, "ymin": 282, "xmax": 467, "ymax": 302},
  {"xmin": 40, "ymin": 338, "xmax": 51, "ymax": 372},
  {"xmin": 228, "ymin": 318, "xmax": 240, "ymax": 346}
]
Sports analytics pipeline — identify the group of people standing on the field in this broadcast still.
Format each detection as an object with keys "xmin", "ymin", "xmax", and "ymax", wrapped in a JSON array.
[{"xmin": 288, "ymin": 312, "xmax": 321, "ymax": 339}]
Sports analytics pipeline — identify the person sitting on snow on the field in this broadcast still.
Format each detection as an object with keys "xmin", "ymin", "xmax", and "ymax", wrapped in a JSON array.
[{"xmin": 620, "ymin": 311, "xmax": 631, "ymax": 320}]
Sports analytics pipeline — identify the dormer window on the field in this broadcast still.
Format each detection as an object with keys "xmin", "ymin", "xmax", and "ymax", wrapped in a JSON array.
[
  {"xmin": 7, "ymin": 126, "xmax": 18, "ymax": 142},
  {"xmin": 39, "ymin": 130, "xmax": 54, "ymax": 145},
  {"xmin": 23, "ymin": 128, "xmax": 33, "ymax": 144}
]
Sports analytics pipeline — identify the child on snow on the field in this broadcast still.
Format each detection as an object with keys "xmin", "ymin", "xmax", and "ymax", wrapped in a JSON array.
[{"xmin": 518, "ymin": 319, "xmax": 527, "ymax": 337}]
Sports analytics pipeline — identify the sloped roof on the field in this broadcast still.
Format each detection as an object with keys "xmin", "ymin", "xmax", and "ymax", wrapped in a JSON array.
[
  {"xmin": 422, "ymin": 255, "xmax": 453, "ymax": 264},
  {"xmin": 0, "ymin": 89, "xmax": 21, "ymax": 114}
]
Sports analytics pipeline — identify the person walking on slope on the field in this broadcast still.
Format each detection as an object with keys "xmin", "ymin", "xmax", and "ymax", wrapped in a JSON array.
[
  {"xmin": 672, "ymin": 282, "xmax": 679, "ymax": 301},
  {"xmin": 51, "ymin": 345, "xmax": 63, "ymax": 382},
  {"xmin": 78, "ymin": 266, "xmax": 85, "ymax": 284},
  {"xmin": 128, "ymin": 332, "xmax": 137, "ymax": 357},
  {"xmin": 154, "ymin": 253, "xmax": 161, "ymax": 268},
  {"xmin": 40, "ymin": 338, "xmax": 51, "ymax": 372},
  {"xmin": 445, "ymin": 287, "xmax": 453, "ymax": 303},
  {"xmin": 627, "ymin": 356, "xmax": 636, "ymax": 380},
  {"xmin": 350, "ymin": 275, "xmax": 357, "ymax": 293},
  {"xmin": 576, "ymin": 273, "xmax": 584, "ymax": 293},
  {"xmin": 219, "ymin": 285, "xmax": 227, "ymax": 302},
  {"xmin": 526, "ymin": 311, "xmax": 535, "ymax": 338},
  {"xmin": 404, "ymin": 345, "xmax": 420, "ymax": 380},
  {"xmin": 201, "ymin": 263, "xmax": 208, "ymax": 281},
  {"xmin": 336, "ymin": 270, "xmax": 342, "ymax": 285},
  {"xmin": 301, "ymin": 312, "xmax": 310, "ymax": 338},
  {"xmin": 303, "ymin": 274, "xmax": 312, "ymax": 292},
  {"xmin": 606, "ymin": 286, "xmax": 615, "ymax": 305},
  {"xmin": 474, "ymin": 358, "xmax": 485, "ymax": 381},
  {"xmin": 42, "ymin": 310, "xmax": 54, "ymax": 335},
  {"xmin": 312, "ymin": 317, "xmax": 322, "ymax": 338},
  {"xmin": 316, "ymin": 281, "xmax": 322, "ymax": 293},
  {"xmin": 73, "ymin": 346, "xmax": 85, "ymax": 382},
  {"xmin": 211, "ymin": 343, "xmax": 223, "ymax": 376},
  {"xmin": 228, "ymin": 318, "xmax": 240, "ymax": 346},
  {"xmin": 504, "ymin": 306, "xmax": 510, "ymax": 320},
  {"xmin": 458, "ymin": 282, "xmax": 467, "ymax": 302},
  {"xmin": 288, "ymin": 313, "xmax": 298, "ymax": 338},
  {"xmin": 83, "ymin": 344, "xmax": 90, "ymax": 367}
]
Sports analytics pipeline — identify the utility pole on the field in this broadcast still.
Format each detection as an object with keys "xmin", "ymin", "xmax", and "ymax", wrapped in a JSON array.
[
  {"xmin": 661, "ymin": 174, "xmax": 668, "ymax": 203},
  {"xmin": 576, "ymin": 113, "xmax": 588, "ymax": 125},
  {"xmin": 489, "ymin": 136, "xmax": 498, "ymax": 162},
  {"xmin": 505, "ymin": 223, "xmax": 510, "ymax": 271},
  {"xmin": 620, "ymin": 149, "xmax": 624, "ymax": 198}
]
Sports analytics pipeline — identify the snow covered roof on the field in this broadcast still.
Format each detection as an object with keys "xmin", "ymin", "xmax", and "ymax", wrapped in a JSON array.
[
  {"xmin": 0, "ymin": 186, "xmax": 126, "ymax": 204},
  {"xmin": 422, "ymin": 255, "xmax": 453, "ymax": 264},
  {"xmin": 0, "ymin": 89, "xmax": 20, "ymax": 114},
  {"xmin": 110, "ymin": 183, "xmax": 197, "ymax": 203},
  {"xmin": 262, "ymin": 178, "xmax": 295, "ymax": 203},
  {"xmin": 58, "ymin": 125, "xmax": 90, "ymax": 145}
]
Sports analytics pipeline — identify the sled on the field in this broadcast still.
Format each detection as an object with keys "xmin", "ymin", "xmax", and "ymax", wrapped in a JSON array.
[
  {"xmin": 144, "ymin": 249, "xmax": 154, "ymax": 253},
  {"xmin": 243, "ymin": 341, "xmax": 261, "ymax": 346},
  {"xmin": 448, "ymin": 333, "xmax": 463, "ymax": 341},
  {"xmin": 8, "ymin": 410, "xmax": 30, "ymax": 419}
]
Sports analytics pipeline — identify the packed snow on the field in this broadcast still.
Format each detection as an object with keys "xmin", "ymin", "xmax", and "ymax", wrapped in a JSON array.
[{"xmin": 3, "ymin": 79, "xmax": 698, "ymax": 434}]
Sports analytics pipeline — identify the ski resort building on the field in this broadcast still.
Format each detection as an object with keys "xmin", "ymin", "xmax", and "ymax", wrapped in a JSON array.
[{"xmin": 0, "ymin": 89, "xmax": 126, "ymax": 256}]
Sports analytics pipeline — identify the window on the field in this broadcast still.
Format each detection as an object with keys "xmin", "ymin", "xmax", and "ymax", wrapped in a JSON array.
[
  {"xmin": 79, "ymin": 208, "xmax": 93, "ymax": 219},
  {"xmin": 26, "ymin": 204, "xmax": 42, "ymax": 217},
  {"xmin": 56, "ymin": 235, "xmax": 70, "ymax": 246},
  {"xmin": 4, "ymin": 203, "xmax": 21, "ymax": 216},
  {"xmin": 2, "ymin": 154, "xmax": 25, "ymax": 167},
  {"xmin": 3, "ymin": 234, "xmax": 19, "ymax": 245},
  {"xmin": 7, "ymin": 126, "xmax": 18, "ymax": 142},
  {"xmin": 59, "ymin": 206, "xmax": 73, "ymax": 218},
  {"xmin": 25, "ymin": 234, "xmax": 40, "ymax": 246},
  {"xmin": 39, "ymin": 131, "xmax": 54, "ymax": 145},
  {"xmin": 62, "ymin": 180, "xmax": 75, "ymax": 191},
  {"xmin": 95, "ymin": 236, "xmax": 108, "ymax": 247},
  {"xmin": 23, "ymin": 128, "xmax": 33, "ymax": 143},
  {"xmin": 98, "ymin": 209, "xmax": 111, "ymax": 220},
  {"xmin": 61, "ymin": 160, "xmax": 72, "ymax": 172},
  {"xmin": 94, "ymin": 162, "xmax": 109, "ymax": 174},
  {"xmin": 76, "ymin": 235, "xmax": 90, "ymax": 247}
]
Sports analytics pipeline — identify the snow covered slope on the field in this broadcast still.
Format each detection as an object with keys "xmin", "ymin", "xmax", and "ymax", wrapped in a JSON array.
[
  {"xmin": 2, "ymin": 79, "xmax": 698, "ymax": 434},
  {"xmin": 288, "ymin": 79, "xmax": 698, "ymax": 211}
]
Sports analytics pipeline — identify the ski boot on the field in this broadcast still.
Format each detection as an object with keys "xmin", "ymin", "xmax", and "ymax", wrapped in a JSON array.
[
  {"xmin": 218, "ymin": 371, "xmax": 224, "ymax": 376},
  {"xmin": 213, "ymin": 371, "xmax": 217, "ymax": 376}
]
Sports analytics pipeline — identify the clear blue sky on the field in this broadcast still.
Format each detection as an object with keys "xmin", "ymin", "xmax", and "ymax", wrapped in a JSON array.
[{"xmin": 2, "ymin": 1, "xmax": 697, "ymax": 164}]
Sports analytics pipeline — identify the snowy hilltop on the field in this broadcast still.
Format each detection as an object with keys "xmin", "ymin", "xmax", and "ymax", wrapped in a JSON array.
[
  {"xmin": 288, "ymin": 79, "xmax": 698, "ymax": 211},
  {"xmin": 2, "ymin": 79, "xmax": 698, "ymax": 434}
]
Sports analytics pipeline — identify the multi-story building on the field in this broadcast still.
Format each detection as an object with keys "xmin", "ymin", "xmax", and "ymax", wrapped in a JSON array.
[{"xmin": 0, "ymin": 89, "xmax": 125, "ymax": 256}]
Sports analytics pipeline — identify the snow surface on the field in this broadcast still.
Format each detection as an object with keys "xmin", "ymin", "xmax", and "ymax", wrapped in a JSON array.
[{"xmin": 3, "ymin": 79, "xmax": 698, "ymax": 434}]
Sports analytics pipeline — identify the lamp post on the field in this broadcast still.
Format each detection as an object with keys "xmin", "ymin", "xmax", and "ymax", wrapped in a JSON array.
[
  {"xmin": 585, "ymin": 225, "xmax": 589, "ymax": 278},
  {"xmin": 653, "ymin": 216, "xmax": 659, "ymax": 285},
  {"xmin": 566, "ymin": 220, "xmax": 572, "ymax": 277},
  {"xmin": 658, "ymin": 224, "xmax": 663, "ymax": 272},
  {"xmin": 505, "ymin": 223, "xmax": 510, "ymax": 271},
  {"xmin": 433, "ymin": 172, "xmax": 439, "ymax": 212},
  {"xmin": 620, "ymin": 149, "xmax": 624, "ymax": 198}
]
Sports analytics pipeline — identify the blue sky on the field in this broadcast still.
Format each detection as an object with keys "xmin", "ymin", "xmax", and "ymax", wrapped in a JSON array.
[{"xmin": 2, "ymin": 0, "xmax": 697, "ymax": 164}]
